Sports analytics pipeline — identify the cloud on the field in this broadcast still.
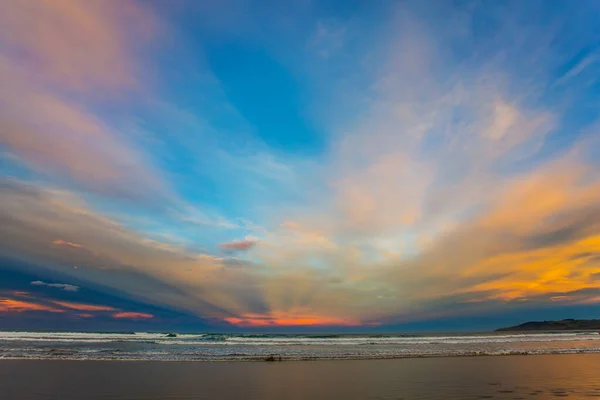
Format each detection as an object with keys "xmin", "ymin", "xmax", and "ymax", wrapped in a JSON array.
[
  {"xmin": 310, "ymin": 20, "xmax": 346, "ymax": 58},
  {"xmin": 0, "ymin": 83, "xmax": 166, "ymax": 200},
  {"xmin": 0, "ymin": 292, "xmax": 156, "ymax": 320},
  {"xmin": 556, "ymin": 54, "xmax": 598, "ymax": 86},
  {"xmin": 52, "ymin": 301, "xmax": 116, "ymax": 312},
  {"xmin": 218, "ymin": 239, "xmax": 257, "ymax": 251},
  {"xmin": 112, "ymin": 312, "xmax": 154, "ymax": 320},
  {"xmin": 0, "ymin": 298, "xmax": 64, "ymax": 313},
  {"xmin": 52, "ymin": 240, "xmax": 84, "ymax": 249},
  {"xmin": 0, "ymin": 0, "xmax": 167, "ymax": 201},
  {"xmin": 234, "ymin": 3, "xmax": 600, "ymax": 324},
  {"xmin": 30, "ymin": 281, "xmax": 80, "ymax": 292},
  {"xmin": 2, "ymin": 2, "xmax": 600, "ymax": 329},
  {"xmin": 0, "ymin": 177, "xmax": 266, "ymax": 322},
  {"xmin": 0, "ymin": 0, "xmax": 157, "ymax": 91}
]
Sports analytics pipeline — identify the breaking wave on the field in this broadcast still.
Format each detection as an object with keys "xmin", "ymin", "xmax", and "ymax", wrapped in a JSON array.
[{"xmin": 1, "ymin": 331, "xmax": 599, "ymax": 361}]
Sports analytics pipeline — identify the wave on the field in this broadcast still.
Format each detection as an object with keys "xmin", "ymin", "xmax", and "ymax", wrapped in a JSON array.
[
  {"xmin": 2, "ymin": 330, "xmax": 600, "ymax": 362},
  {"xmin": 0, "ymin": 331, "xmax": 599, "ymax": 345},
  {"xmin": 2, "ymin": 346, "xmax": 600, "ymax": 362}
]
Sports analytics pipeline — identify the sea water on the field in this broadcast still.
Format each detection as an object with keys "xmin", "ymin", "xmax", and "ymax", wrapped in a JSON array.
[{"xmin": 1, "ymin": 331, "xmax": 599, "ymax": 361}]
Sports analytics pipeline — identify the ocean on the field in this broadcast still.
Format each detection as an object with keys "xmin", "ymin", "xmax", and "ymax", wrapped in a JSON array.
[{"xmin": 1, "ymin": 330, "xmax": 600, "ymax": 361}]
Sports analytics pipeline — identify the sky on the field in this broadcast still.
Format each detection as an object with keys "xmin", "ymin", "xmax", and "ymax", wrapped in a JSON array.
[{"xmin": 1, "ymin": 0, "xmax": 600, "ymax": 332}]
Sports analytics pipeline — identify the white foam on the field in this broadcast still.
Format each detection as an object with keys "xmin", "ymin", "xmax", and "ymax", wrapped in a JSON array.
[{"xmin": 0, "ymin": 331, "xmax": 599, "ymax": 346}]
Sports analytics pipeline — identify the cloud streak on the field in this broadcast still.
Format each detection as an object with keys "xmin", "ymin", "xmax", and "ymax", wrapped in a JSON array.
[
  {"xmin": 0, "ymin": 0, "xmax": 166, "ymax": 201},
  {"xmin": 0, "ymin": 299, "xmax": 64, "ymax": 314},
  {"xmin": 30, "ymin": 281, "xmax": 80, "ymax": 292},
  {"xmin": 0, "ymin": 292, "xmax": 156, "ymax": 321},
  {"xmin": 52, "ymin": 240, "xmax": 84, "ymax": 249},
  {"xmin": 1, "ymin": 1, "xmax": 600, "ymax": 329},
  {"xmin": 112, "ymin": 312, "xmax": 154, "ymax": 320},
  {"xmin": 219, "ymin": 239, "xmax": 257, "ymax": 252},
  {"xmin": 52, "ymin": 301, "xmax": 116, "ymax": 312},
  {"xmin": 0, "ymin": 0, "xmax": 156, "ymax": 91}
]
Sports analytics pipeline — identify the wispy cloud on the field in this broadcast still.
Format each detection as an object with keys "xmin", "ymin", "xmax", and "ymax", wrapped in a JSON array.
[
  {"xmin": 52, "ymin": 240, "xmax": 84, "ymax": 249},
  {"xmin": 1, "ymin": 1, "xmax": 600, "ymax": 329},
  {"xmin": 52, "ymin": 301, "xmax": 115, "ymax": 312},
  {"xmin": 30, "ymin": 281, "xmax": 80, "ymax": 292},
  {"xmin": 0, "ymin": 0, "xmax": 157, "ymax": 91},
  {"xmin": 0, "ymin": 298, "xmax": 64, "ymax": 313},
  {"xmin": 556, "ymin": 54, "xmax": 598, "ymax": 86},
  {"xmin": 0, "ymin": 292, "xmax": 156, "ymax": 320},
  {"xmin": 310, "ymin": 20, "xmax": 346, "ymax": 58},
  {"xmin": 112, "ymin": 312, "xmax": 153, "ymax": 320},
  {"xmin": 0, "ymin": 0, "xmax": 166, "ymax": 200}
]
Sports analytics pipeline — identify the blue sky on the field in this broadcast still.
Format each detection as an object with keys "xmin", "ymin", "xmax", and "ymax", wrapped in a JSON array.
[{"xmin": 1, "ymin": 0, "xmax": 600, "ymax": 331}]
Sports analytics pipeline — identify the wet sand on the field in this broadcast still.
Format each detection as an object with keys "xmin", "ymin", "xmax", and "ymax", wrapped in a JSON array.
[{"xmin": 1, "ymin": 354, "xmax": 600, "ymax": 399}]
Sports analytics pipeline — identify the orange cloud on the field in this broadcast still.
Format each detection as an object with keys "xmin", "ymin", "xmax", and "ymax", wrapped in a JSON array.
[
  {"xmin": 0, "ymin": 296, "xmax": 156, "ymax": 321},
  {"xmin": 461, "ymin": 234, "xmax": 600, "ymax": 302},
  {"xmin": 52, "ymin": 301, "xmax": 116, "ymax": 312},
  {"xmin": 112, "ymin": 312, "xmax": 154, "ymax": 320},
  {"xmin": 53, "ymin": 239, "xmax": 84, "ymax": 248},
  {"xmin": 0, "ymin": 298, "xmax": 64, "ymax": 313}
]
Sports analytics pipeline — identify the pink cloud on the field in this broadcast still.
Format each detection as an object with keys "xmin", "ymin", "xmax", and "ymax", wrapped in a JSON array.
[
  {"xmin": 0, "ymin": 89, "xmax": 165, "ymax": 199},
  {"xmin": 52, "ymin": 301, "xmax": 116, "ymax": 312},
  {"xmin": 0, "ymin": 1, "xmax": 166, "ymax": 199},
  {"xmin": 52, "ymin": 239, "xmax": 84, "ymax": 248},
  {"xmin": 112, "ymin": 312, "xmax": 154, "ymax": 320},
  {"xmin": 219, "ymin": 239, "xmax": 257, "ymax": 251},
  {"xmin": 0, "ymin": 0, "xmax": 158, "ymax": 91}
]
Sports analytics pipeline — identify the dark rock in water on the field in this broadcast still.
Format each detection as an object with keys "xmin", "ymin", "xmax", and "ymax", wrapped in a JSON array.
[
  {"xmin": 264, "ymin": 355, "xmax": 282, "ymax": 362},
  {"xmin": 496, "ymin": 319, "xmax": 600, "ymax": 331},
  {"xmin": 165, "ymin": 333, "xmax": 177, "ymax": 338}
]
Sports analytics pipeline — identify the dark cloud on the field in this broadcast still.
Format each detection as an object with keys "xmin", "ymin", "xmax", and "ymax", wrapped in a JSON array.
[
  {"xmin": 524, "ymin": 204, "xmax": 600, "ymax": 250},
  {"xmin": 570, "ymin": 252, "xmax": 600, "ymax": 261},
  {"xmin": 30, "ymin": 281, "xmax": 79, "ymax": 292},
  {"xmin": 525, "ymin": 225, "xmax": 582, "ymax": 249},
  {"xmin": 218, "ymin": 239, "xmax": 257, "ymax": 252}
]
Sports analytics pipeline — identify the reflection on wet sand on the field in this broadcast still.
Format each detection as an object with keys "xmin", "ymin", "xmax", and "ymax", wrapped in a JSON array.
[{"xmin": 0, "ymin": 354, "xmax": 599, "ymax": 399}]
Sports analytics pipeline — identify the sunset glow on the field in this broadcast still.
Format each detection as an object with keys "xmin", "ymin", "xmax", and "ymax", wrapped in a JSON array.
[{"xmin": 224, "ymin": 313, "xmax": 365, "ymax": 327}]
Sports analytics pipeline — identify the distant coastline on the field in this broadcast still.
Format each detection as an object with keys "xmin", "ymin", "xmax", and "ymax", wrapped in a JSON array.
[{"xmin": 496, "ymin": 319, "xmax": 600, "ymax": 332}]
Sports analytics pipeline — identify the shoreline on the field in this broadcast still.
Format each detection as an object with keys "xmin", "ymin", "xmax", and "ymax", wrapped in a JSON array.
[{"xmin": 2, "ymin": 347, "xmax": 600, "ymax": 363}]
